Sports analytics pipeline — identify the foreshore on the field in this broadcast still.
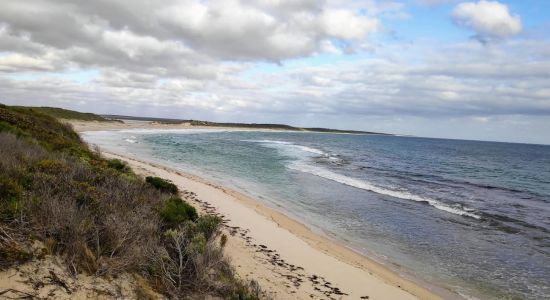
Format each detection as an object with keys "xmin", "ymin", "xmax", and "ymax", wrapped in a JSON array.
[
  {"xmin": 69, "ymin": 119, "xmax": 298, "ymax": 132},
  {"xmin": 75, "ymin": 121, "xmax": 456, "ymax": 300}
]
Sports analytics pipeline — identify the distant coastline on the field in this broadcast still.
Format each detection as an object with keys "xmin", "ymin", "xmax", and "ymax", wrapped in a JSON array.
[{"xmin": 101, "ymin": 114, "xmax": 392, "ymax": 135}]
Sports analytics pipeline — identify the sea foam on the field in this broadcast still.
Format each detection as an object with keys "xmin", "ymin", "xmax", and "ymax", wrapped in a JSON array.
[
  {"xmin": 244, "ymin": 139, "xmax": 328, "ymax": 156},
  {"xmin": 288, "ymin": 162, "xmax": 481, "ymax": 219},
  {"xmin": 248, "ymin": 139, "xmax": 481, "ymax": 219}
]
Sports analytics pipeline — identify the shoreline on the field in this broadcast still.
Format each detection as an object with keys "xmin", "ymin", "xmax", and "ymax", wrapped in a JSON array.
[
  {"xmin": 75, "ymin": 121, "xmax": 459, "ymax": 300},
  {"xmin": 68, "ymin": 119, "xmax": 382, "ymax": 136},
  {"xmin": 103, "ymin": 150, "xmax": 449, "ymax": 300}
]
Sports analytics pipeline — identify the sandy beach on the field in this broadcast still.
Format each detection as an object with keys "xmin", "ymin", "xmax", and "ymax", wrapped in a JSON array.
[
  {"xmin": 69, "ymin": 120, "xmax": 295, "ymax": 133},
  {"xmin": 76, "ymin": 121, "xmax": 454, "ymax": 300}
]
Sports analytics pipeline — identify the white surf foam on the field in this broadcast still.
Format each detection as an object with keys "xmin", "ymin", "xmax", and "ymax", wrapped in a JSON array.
[
  {"xmin": 244, "ymin": 139, "xmax": 292, "ymax": 145},
  {"xmin": 289, "ymin": 162, "xmax": 481, "ymax": 219},
  {"xmin": 118, "ymin": 128, "xmax": 242, "ymax": 134},
  {"xmin": 244, "ymin": 139, "xmax": 329, "ymax": 156}
]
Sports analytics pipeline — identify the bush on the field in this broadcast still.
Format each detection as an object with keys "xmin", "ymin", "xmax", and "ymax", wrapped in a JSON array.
[
  {"xmin": 0, "ymin": 175, "xmax": 23, "ymax": 220},
  {"xmin": 0, "ymin": 121, "xmax": 27, "ymax": 138},
  {"xmin": 195, "ymin": 215, "xmax": 222, "ymax": 240},
  {"xmin": 34, "ymin": 159, "xmax": 69, "ymax": 174},
  {"xmin": 107, "ymin": 159, "xmax": 131, "ymax": 173},
  {"xmin": 0, "ymin": 176, "xmax": 22, "ymax": 201},
  {"xmin": 160, "ymin": 197, "xmax": 198, "ymax": 228},
  {"xmin": 146, "ymin": 176, "xmax": 178, "ymax": 194}
]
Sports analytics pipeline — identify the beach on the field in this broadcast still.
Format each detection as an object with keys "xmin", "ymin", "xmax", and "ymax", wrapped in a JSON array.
[{"xmin": 75, "ymin": 120, "xmax": 450, "ymax": 300}]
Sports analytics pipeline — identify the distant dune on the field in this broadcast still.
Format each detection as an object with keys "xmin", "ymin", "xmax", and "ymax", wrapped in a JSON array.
[{"xmin": 102, "ymin": 114, "xmax": 391, "ymax": 135}]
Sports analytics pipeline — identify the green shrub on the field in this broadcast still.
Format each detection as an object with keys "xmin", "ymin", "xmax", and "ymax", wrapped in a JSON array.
[
  {"xmin": 17, "ymin": 106, "xmax": 109, "ymax": 121},
  {"xmin": 0, "ymin": 121, "xmax": 27, "ymax": 138},
  {"xmin": 0, "ymin": 175, "xmax": 23, "ymax": 219},
  {"xmin": 34, "ymin": 159, "xmax": 68, "ymax": 174},
  {"xmin": 230, "ymin": 280, "xmax": 262, "ymax": 300},
  {"xmin": 160, "ymin": 197, "xmax": 198, "ymax": 228},
  {"xmin": 189, "ymin": 233, "xmax": 207, "ymax": 254},
  {"xmin": 146, "ymin": 176, "xmax": 178, "ymax": 194},
  {"xmin": 107, "ymin": 159, "xmax": 131, "ymax": 173},
  {"xmin": 0, "ymin": 105, "xmax": 97, "ymax": 162},
  {"xmin": 0, "ymin": 176, "xmax": 22, "ymax": 200},
  {"xmin": 196, "ymin": 215, "xmax": 222, "ymax": 240}
]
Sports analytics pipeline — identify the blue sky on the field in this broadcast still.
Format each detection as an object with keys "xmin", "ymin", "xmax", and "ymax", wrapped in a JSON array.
[{"xmin": 1, "ymin": 0, "xmax": 549, "ymax": 144}]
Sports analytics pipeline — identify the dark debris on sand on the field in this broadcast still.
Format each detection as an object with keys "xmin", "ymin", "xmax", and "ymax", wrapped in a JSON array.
[{"xmin": 182, "ymin": 189, "xmax": 362, "ymax": 300}]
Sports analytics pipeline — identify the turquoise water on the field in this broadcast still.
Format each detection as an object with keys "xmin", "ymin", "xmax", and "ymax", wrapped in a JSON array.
[{"xmin": 83, "ymin": 129, "xmax": 550, "ymax": 300}]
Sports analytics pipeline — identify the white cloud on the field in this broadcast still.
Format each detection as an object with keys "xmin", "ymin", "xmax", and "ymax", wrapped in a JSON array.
[
  {"xmin": 452, "ymin": 1, "xmax": 522, "ymax": 39},
  {"xmin": 321, "ymin": 9, "xmax": 379, "ymax": 40},
  {"xmin": 416, "ymin": 0, "xmax": 456, "ymax": 6},
  {"xmin": 0, "ymin": 0, "xmax": 549, "ymax": 143},
  {"xmin": 0, "ymin": 0, "xmax": 381, "ymax": 76},
  {"xmin": 0, "ymin": 53, "xmax": 59, "ymax": 72}
]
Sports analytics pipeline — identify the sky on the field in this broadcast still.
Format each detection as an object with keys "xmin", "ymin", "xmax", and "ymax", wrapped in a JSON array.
[{"xmin": 1, "ymin": 0, "xmax": 549, "ymax": 144}]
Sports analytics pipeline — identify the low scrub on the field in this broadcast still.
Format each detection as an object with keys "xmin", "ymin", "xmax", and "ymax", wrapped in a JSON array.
[
  {"xmin": 146, "ymin": 176, "xmax": 179, "ymax": 194},
  {"xmin": 14, "ymin": 106, "xmax": 109, "ymax": 121},
  {"xmin": 0, "ymin": 104, "xmax": 262, "ymax": 299},
  {"xmin": 160, "ymin": 196, "xmax": 199, "ymax": 228},
  {"xmin": 107, "ymin": 159, "xmax": 131, "ymax": 173}
]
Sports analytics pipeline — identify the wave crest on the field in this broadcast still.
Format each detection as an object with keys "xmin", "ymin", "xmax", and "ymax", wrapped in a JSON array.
[{"xmin": 289, "ymin": 162, "xmax": 481, "ymax": 219}]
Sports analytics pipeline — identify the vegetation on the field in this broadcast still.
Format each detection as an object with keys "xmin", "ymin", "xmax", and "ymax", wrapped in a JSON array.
[
  {"xmin": 107, "ymin": 158, "xmax": 131, "ymax": 173},
  {"xmin": 14, "ymin": 106, "xmax": 110, "ymax": 121},
  {"xmin": 146, "ymin": 176, "xmax": 179, "ymax": 194},
  {"xmin": 0, "ymin": 104, "xmax": 261, "ymax": 299},
  {"xmin": 160, "ymin": 197, "xmax": 199, "ymax": 228}
]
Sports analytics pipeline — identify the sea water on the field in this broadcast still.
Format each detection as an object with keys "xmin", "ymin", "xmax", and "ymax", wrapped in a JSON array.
[{"xmin": 82, "ymin": 129, "xmax": 550, "ymax": 300}]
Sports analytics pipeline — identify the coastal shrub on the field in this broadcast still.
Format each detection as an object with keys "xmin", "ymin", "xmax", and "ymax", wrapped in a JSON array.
[
  {"xmin": 16, "ymin": 106, "xmax": 109, "ymax": 122},
  {"xmin": 0, "ymin": 121, "xmax": 27, "ymax": 138},
  {"xmin": 0, "ymin": 104, "xmax": 265, "ymax": 299},
  {"xmin": 195, "ymin": 215, "xmax": 222, "ymax": 240},
  {"xmin": 107, "ymin": 158, "xmax": 131, "ymax": 173},
  {"xmin": 0, "ymin": 105, "xmax": 97, "ymax": 162},
  {"xmin": 0, "ymin": 175, "xmax": 23, "ymax": 220},
  {"xmin": 34, "ymin": 159, "xmax": 69, "ymax": 174},
  {"xmin": 146, "ymin": 176, "xmax": 178, "ymax": 194},
  {"xmin": 160, "ymin": 197, "xmax": 198, "ymax": 228},
  {"xmin": 0, "ymin": 176, "xmax": 22, "ymax": 201},
  {"xmin": 230, "ymin": 281, "xmax": 262, "ymax": 300},
  {"xmin": 154, "ymin": 223, "xmax": 226, "ymax": 295}
]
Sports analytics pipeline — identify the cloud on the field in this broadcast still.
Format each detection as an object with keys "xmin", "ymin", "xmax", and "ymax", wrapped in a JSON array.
[
  {"xmin": 416, "ymin": 0, "xmax": 456, "ymax": 6},
  {"xmin": 0, "ymin": 0, "xmax": 549, "ymax": 143},
  {"xmin": 3, "ymin": 38, "xmax": 549, "ymax": 119},
  {"xmin": 321, "ymin": 9, "xmax": 380, "ymax": 40},
  {"xmin": 0, "ymin": 0, "xmax": 379, "ymax": 68},
  {"xmin": 451, "ymin": 1, "xmax": 522, "ymax": 40}
]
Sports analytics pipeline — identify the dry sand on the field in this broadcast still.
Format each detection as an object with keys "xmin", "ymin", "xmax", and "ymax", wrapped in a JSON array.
[
  {"xmin": 73, "ymin": 120, "xmax": 457, "ymax": 300},
  {"xmin": 0, "ymin": 242, "xmax": 162, "ymax": 299},
  {"xmin": 68, "ymin": 119, "xmax": 291, "ymax": 132}
]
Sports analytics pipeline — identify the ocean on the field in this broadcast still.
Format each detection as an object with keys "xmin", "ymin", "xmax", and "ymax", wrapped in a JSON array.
[{"xmin": 82, "ymin": 129, "xmax": 550, "ymax": 300}]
